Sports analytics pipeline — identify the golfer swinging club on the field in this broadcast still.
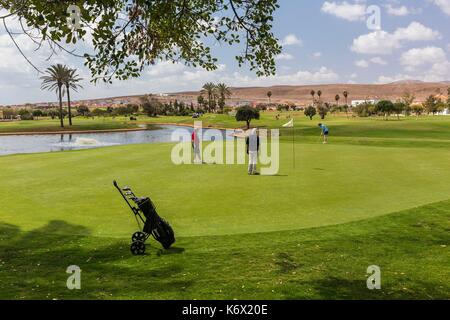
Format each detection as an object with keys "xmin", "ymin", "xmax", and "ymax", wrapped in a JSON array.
[
  {"xmin": 246, "ymin": 128, "xmax": 260, "ymax": 175},
  {"xmin": 318, "ymin": 123, "xmax": 329, "ymax": 144}
]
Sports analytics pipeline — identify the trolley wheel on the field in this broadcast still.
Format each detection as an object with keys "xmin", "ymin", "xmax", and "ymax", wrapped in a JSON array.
[
  {"xmin": 130, "ymin": 241, "xmax": 146, "ymax": 255},
  {"xmin": 132, "ymin": 231, "xmax": 147, "ymax": 243}
]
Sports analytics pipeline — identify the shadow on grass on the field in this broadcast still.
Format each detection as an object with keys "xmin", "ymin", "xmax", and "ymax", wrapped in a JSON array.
[
  {"xmin": 281, "ymin": 277, "xmax": 385, "ymax": 300},
  {"xmin": 1, "ymin": 199, "xmax": 449, "ymax": 300},
  {"xmin": 156, "ymin": 247, "xmax": 186, "ymax": 256},
  {"xmin": 274, "ymin": 252, "xmax": 300, "ymax": 274},
  {"xmin": 264, "ymin": 174, "xmax": 289, "ymax": 177},
  {"xmin": 0, "ymin": 220, "xmax": 191, "ymax": 299}
]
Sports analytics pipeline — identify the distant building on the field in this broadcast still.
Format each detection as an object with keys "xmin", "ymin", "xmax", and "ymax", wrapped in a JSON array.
[
  {"xmin": 231, "ymin": 100, "xmax": 253, "ymax": 108},
  {"xmin": 441, "ymin": 108, "xmax": 449, "ymax": 115},
  {"xmin": 351, "ymin": 99, "xmax": 379, "ymax": 107}
]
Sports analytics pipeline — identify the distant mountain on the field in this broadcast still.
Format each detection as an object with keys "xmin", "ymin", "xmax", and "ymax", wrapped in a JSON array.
[
  {"xmin": 389, "ymin": 80, "xmax": 424, "ymax": 85},
  {"xmin": 172, "ymin": 81, "xmax": 450, "ymax": 105},
  {"xmin": 9, "ymin": 81, "xmax": 450, "ymax": 107}
]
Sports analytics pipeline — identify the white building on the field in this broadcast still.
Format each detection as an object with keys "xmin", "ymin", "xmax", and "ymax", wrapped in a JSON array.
[
  {"xmin": 441, "ymin": 108, "xmax": 449, "ymax": 115},
  {"xmin": 351, "ymin": 99, "xmax": 379, "ymax": 107}
]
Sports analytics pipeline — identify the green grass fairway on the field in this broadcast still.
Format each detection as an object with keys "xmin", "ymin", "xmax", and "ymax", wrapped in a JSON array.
[
  {"xmin": 0, "ymin": 118, "xmax": 139, "ymax": 133},
  {"xmin": 1, "ymin": 116, "xmax": 449, "ymax": 299}
]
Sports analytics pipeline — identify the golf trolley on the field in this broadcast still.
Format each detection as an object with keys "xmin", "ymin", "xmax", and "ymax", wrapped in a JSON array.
[{"xmin": 113, "ymin": 181, "xmax": 175, "ymax": 255}]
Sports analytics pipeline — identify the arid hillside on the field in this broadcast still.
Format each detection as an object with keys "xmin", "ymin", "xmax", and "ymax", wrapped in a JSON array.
[
  {"xmin": 9, "ymin": 81, "xmax": 449, "ymax": 108},
  {"xmin": 173, "ymin": 81, "xmax": 450, "ymax": 106}
]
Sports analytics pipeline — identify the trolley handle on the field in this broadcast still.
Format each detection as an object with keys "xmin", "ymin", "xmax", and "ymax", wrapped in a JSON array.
[{"xmin": 113, "ymin": 180, "xmax": 139, "ymax": 214}]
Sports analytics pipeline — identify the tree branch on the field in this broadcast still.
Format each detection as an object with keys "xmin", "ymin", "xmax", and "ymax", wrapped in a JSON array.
[{"xmin": 2, "ymin": 18, "xmax": 42, "ymax": 74}]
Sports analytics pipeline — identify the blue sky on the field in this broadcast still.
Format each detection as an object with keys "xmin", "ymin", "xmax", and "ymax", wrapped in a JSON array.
[{"xmin": 1, "ymin": 0, "xmax": 450, "ymax": 104}]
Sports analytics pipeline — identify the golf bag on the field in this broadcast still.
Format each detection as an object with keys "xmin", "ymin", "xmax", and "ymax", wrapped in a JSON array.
[{"xmin": 113, "ymin": 181, "xmax": 175, "ymax": 255}]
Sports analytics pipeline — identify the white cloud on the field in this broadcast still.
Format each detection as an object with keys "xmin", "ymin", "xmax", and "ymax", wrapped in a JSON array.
[
  {"xmin": 394, "ymin": 22, "xmax": 440, "ymax": 42},
  {"xmin": 142, "ymin": 60, "xmax": 338, "ymax": 89},
  {"xmin": 350, "ymin": 73, "xmax": 358, "ymax": 79},
  {"xmin": 370, "ymin": 57, "xmax": 388, "ymax": 65},
  {"xmin": 321, "ymin": 1, "xmax": 366, "ymax": 21},
  {"xmin": 280, "ymin": 34, "xmax": 302, "ymax": 46},
  {"xmin": 385, "ymin": 5, "xmax": 410, "ymax": 16},
  {"xmin": 354, "ymin": 57, "xmax": 387, "ymax": 68},
  {"xmin": 432, "ymin": 0, "xmax": 450, "ymax": 16},
  {"xmin": 276, "ymin": 53, "xmax": 294, "ymax": 61},
  {"xmin": 147, "ymin": 61, "xmax": 186, "ymax": 77},
  {"xmin": 313, "ymin": 52, "xmax": 322, "ymax": 58},
  {"xmin": 400, "ymin": 47, "xmax": 447, "ymax": 68},
  {"xmin": 355, "ymin": 59, "xmax": 369, "ymax": 68},
  {"xmin": 178, "ymin": 64, "xmax": 226, "ymax": 83},
  {"xmin": 424, "ymin": 60, "xmax": 450, "ymax": 82},
  {"xmin": 352, "ymin": 30, "xmax": 401, "ymax": 55},
  {"xmin": 376, "ymin": 74, "xmax": 411, "ymax": 84},
  {"xmin": 227, "ymin": 67, "xmax": 339, "ymax": 87},
  {"xmin": 378, "ymin": 61, "xmax": 450, "ymax": 83},
  {"xmin": 0, "ymin": 31, "xmax": 71, "ymax": 75},
  {"xmin": 351, "ymin": 22, "xmax": 441, "ymax": 55},
  {"xmin": 378, "ymin": 46, "xmax": 450, "ymax": 83}
]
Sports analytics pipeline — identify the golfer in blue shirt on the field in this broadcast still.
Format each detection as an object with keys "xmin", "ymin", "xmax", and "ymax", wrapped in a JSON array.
[{"xmin": 318, "ymin": 123, "xmax": 329, "ymax": 144}]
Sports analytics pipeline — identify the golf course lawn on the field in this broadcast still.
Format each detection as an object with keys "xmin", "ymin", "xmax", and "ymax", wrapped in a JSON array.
[
  {"xmin": 0, "ymin": 118, "xmax": 140, "ymax": 133},
  {"xmin": 0, "ymin": 116, "xmax": 449, "ymax": 299}
]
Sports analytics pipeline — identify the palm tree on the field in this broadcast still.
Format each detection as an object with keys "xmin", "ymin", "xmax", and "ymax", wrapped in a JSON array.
[
  {"xmin": 202, "ymin": 82, "xmax": 217, "ymax": 112},
  {"xmin": 343, "ymin": 91, "xmax": 350, "ymax": 118},
  {"xmin": 216, "ymin": 83, "xmax": 232, "ymax": 113},
  {"xmin": 310, "ymin": 90, "xmax": 315, "ymax": 105},
  {"xmin": 40, "ymin": 64, "xmax": 67, "ymax": 128},
  {"xmin": 343, "ymin": 90, "xmax": 349, "ymax": 106},
  {"xmin": 267, "ymin": 91, "xmax": 272, "ymax": 104},
  {"xmin": 335, "ymin": 94, "xmax": 340, "ymax": 106},
  {"xmin": 63, "ymin": 68, "xmax": 83, "ymax": 126},
  {"xmin": 317, "ymin": 90, "xmax": 322, "ymax": 101}
]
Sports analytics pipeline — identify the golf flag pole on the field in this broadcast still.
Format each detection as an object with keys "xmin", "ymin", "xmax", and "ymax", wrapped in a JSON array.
[{"xmin": 282, "ymin": 118, "xmax": 295, "ymax": 168}]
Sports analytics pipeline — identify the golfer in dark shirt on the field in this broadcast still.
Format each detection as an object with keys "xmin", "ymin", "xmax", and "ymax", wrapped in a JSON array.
[{"xmin": 246, "ymin": 128, "xmax": 260, "ymax": 175}]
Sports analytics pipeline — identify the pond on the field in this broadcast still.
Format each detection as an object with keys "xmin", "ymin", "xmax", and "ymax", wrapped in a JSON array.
[{"xmin": 0, "ymin": 125, "xmax": 234, "ymax": 156}]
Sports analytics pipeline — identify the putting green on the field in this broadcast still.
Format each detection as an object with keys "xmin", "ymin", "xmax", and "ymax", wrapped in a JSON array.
[
  {"xmin": 1, "ymin": 141, "xmax": 450, "ymax": 238},
  {"xmin": 1, "ymin": 116, "xmax": 450, "ymax": 300}
]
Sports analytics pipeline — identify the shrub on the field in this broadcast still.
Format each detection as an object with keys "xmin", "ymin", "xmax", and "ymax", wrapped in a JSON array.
[
  {"xmin": 411, "ymin": 104, "xmax": 424, "ymax": 116},
  {"xmin": 91, "ymin": 108, "xmax": 107, "ymax": 117},
  {"xmin": 317, "ymin": 103, "xmax": 329, "ymax": 119},
  {"xmin": 77, "ymin": 105, "xmax": 90, "ymax": 116},
  {"xmin": 304, "ymin": 106, "xmax": 316, "ymax": 120},
  {"xmin": 375, "ymin": 100, "xmax": 395, "ymax": 120},
  {"xmin": 18, "ymin": 109, "xmax": 34, "ymax": 120},
  {"xmin": 236, "ymin": 106, "xmax": 260, "ymax": 129},
  {"xmin": 353, "ymin": 103, "xmax": 375, "ymax": 117}
]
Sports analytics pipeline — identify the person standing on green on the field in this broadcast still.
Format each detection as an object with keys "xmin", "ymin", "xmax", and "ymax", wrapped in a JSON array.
[
  {"xmin": 246, "ymin": 128, "xmax": 260, "ymax": 175},
  {"xmin": 318, "ymin": 123, "xmax": 329, "ymax": 144}
]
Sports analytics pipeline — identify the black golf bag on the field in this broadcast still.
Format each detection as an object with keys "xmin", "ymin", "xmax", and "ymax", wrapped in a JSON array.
[{"xmin": 113, "ymin": 181, "xmax": 175, "ymax": 255}]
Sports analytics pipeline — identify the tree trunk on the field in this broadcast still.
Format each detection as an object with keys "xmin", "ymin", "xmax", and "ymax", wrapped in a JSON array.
[
  {"xmin": 58, "ymin": 86, "xmax": 64, "ymax": 128},
  {"xmin": 67, "ymin": 85, "xmax": 73, "ymax": 126}
]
